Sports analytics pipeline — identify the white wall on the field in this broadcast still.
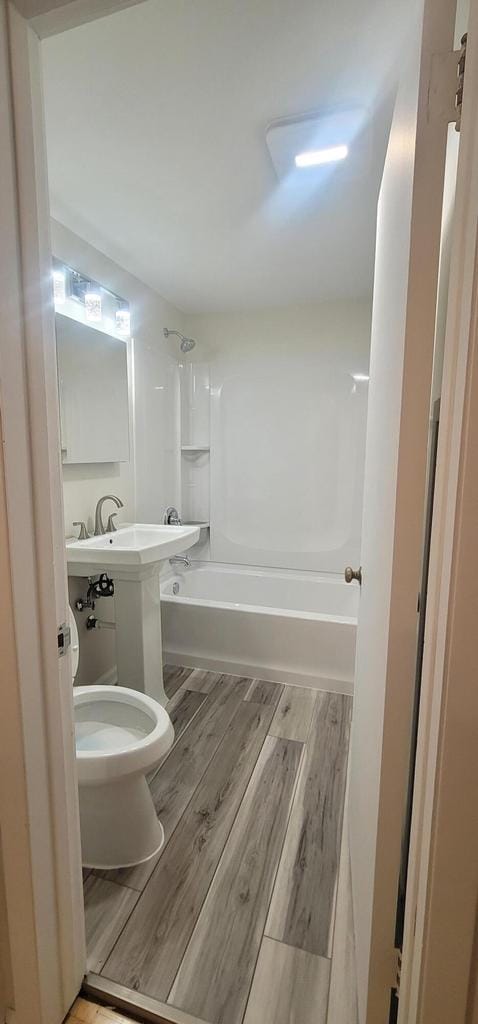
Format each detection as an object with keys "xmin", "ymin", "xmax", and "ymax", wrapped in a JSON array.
[
  {"xmin": 186, "ymin": 300, "xmax": 371, "ymax": 573},
  {"xmin": 52, "ymin": 220, "xmax": 183, "ymax": 683}
]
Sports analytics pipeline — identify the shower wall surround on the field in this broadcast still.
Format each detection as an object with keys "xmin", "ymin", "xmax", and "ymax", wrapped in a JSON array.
[{"xmin": 186, "ymin": 300, "xmax": 371, "ymax": 573}]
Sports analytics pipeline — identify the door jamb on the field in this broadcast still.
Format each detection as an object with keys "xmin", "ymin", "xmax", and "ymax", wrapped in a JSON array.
[{"xmin": 398, "ymin": 1, "xmax": 478, "ymax": 1018}]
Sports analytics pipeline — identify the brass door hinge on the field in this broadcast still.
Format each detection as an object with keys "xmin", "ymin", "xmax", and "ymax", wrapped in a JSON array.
[{"xmin": 455, "ymin": 33, "xmax": 467, "ymax": 131}]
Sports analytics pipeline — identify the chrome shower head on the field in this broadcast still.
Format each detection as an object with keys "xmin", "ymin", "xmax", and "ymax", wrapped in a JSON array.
[
  {"xmin": 163, "ymin": 327, "xmax": 196, "ymax": 352},
  {"xmin": 180, "ymin": 335, "xmax": 196, "ymax": 353}
]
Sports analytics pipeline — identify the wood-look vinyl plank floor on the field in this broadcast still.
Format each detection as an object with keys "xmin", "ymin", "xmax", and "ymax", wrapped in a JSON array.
[
  {"xmin": 243, "ymin": 937, "xmax": 330, "ymax": 1024},
  {"xmin": 265, "ymin": 691, "xmax": 352, "ymax": 958},
  {"xmin": 168, "ymin": 736, "xmax": 303, "ymax": 1024},
  {"xmin": 83, "ymin": 670, "xmax": 356, "ymax": 1024},
  {"xmin": 326, "ymin": 803, "xmax": 358, "ymax": 1024},
  {"xmin": 163, "ymin": 665, "xmax": 194, "ymax": 699},
  {"xmin": 148, "ymin": 676, "xmax": 251, "ymax": 832},
  {"xmin": 181, "ymin": 669, "xmax": 225, "ymax": 693},
  {"xmin": 103, "ymin": 701, "xmax": 278, "ymax": 1000},
  {"xmin": 83, "ymin": 877, "xmax": 139, "ymax": 974},
  {"xmin": 244, "ymin": 679, "xmax": 283, "ymax": 706},
  {"xmin": 162, "ymin": 689, "xmax": 208, "ymax": 759},
  {"xmin": 269, "ymin": 685, "xmax": 317, "ymax": 742}
]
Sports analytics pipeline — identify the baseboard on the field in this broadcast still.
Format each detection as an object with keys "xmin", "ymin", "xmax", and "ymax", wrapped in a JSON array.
[
  {"xmin": 162, "ymin": 650, "xmax": 353, "ymax": 696},
  {"xmin": 83, "ymin": 973, "xmax": 208, "ymax": 1024}
]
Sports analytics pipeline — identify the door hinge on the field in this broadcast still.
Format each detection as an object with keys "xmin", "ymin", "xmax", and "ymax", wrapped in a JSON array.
[
  {"xmin": 429, "ymin": 35, "xmax": 467, "ymax": 129},
  {"xmin": 394, "ymin": 947, "xmax": 402, "ymax": 998},
  {"xmin": 455, "ymin": 33, "xmax": 467, "ymax": 131},
  {"xmin": 57, "ymin": 622, "xmax": 71, "ymax": 657}
]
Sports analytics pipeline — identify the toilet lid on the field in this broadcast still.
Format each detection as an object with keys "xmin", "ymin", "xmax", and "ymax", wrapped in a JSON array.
[{"xmin": 69, "ymin": 607, "xmax": 79, "ymax": 681}]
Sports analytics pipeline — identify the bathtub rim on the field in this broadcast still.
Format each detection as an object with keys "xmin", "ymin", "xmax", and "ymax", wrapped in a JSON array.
[{"xmin": 160, "ymin": 561, "xmax": 358, "ymax": 625}]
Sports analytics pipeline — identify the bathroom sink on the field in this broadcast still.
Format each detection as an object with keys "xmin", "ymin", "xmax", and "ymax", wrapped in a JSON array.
[{"xmin": 66, "ymin": 523, "xmax": 200, "ymax": 576}]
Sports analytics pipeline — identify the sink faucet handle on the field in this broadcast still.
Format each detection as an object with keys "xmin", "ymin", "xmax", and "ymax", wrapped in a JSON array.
[
  {"xmin": 73, "ymin": 521, "xmax": 90, "ymax": 541},
  {"xmin": 106, "ymin": 512, "xmax": 118, "ymax": 533}
]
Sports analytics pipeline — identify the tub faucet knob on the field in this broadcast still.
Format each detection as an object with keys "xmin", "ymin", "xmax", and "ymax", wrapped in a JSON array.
[{"xmin": 344, "ymin": 566, "xmax": 362, "ymax": 585}]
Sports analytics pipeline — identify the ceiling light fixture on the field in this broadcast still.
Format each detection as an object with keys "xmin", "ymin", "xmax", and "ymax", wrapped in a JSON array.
[
  {"xmin": 352, "ymin": 373, "xmax": 370, "ymax": 382},
  {"xmin": 295, "ymin": 144, "xmax": 348, "ymax": 169}
]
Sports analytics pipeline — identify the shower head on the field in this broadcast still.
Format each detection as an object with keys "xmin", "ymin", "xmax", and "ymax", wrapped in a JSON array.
[{"xmin": 163, "ymin": 327, "xmax": 196, "ymax": 353}]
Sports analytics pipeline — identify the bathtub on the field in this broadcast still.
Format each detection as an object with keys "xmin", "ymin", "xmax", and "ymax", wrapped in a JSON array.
[{"xmin": 160, "ymin": 563, "xmax": 358, "ymax": 694}]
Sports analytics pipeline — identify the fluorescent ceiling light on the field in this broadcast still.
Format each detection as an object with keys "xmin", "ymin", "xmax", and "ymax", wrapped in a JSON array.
[
  {"xmin": 352, "ymin": 373, "xmax": 370, "ymax": 382},
  {"xmin": 295, "ymin": 144, "xmax": 348, "ymax": 168}
]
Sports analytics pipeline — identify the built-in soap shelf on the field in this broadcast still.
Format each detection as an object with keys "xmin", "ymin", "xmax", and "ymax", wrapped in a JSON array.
[{"xmin": 180, "ymin": 362, "xmax": 211, "ymax": 527}]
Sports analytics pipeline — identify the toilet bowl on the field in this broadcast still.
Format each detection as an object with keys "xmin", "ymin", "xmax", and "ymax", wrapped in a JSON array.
[{"xmin": 70, "ymin": 610, "xmax": 174, "ymax": 869}]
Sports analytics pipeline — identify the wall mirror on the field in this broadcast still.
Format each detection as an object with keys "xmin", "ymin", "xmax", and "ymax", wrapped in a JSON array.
[{"xmin": 56, "ymin": 312, "xmax": 130, "ymax": 464}]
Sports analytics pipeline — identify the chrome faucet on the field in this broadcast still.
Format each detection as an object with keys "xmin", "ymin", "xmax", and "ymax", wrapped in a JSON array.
[
  {"xmin": 164, "ymin": 506, "xmax": 182, "ymax": 525},
  {"xmin": 94, "ymin": 494, "xmax": 124, "ymax": 535},
  {"xmin": 169, "ymin": 555, "xmax": 191, "ymax": 568}
]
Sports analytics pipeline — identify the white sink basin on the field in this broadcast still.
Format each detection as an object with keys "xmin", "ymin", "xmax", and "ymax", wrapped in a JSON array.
[{"xmin": 66, "ymin": 523, "xmax": 200, "ymax": 577}]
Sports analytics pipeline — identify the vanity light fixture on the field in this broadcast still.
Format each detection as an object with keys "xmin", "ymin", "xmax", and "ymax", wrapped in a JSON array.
[
  {"xmin": 85, "ymin": 290, "xmax": 102, "ymax": 322},
  {"xmin": 352, "ymin": 373, "xmax": 370, "ymax": 382},
  {"xmin": 116, "ymin": 306, "xmax": 131, "ymax": 336},
  {"xmin": 294, "ymin": 144, "xmax": 348, "ymax": 168},
  {"xmin": 52, "ymin": 269, "xmax": 66, "ymax": 305}
]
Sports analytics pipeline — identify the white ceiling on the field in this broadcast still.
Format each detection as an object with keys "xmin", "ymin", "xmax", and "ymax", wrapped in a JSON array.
[{"xmin": 42, "ymin": 0, "xmax": 411, "ymax": 313}]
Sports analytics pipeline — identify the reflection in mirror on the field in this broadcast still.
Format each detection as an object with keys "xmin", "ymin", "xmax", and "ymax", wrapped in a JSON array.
[{"xmin": 56, "ymin": 312, "xmax": 130, "ymax": 464}]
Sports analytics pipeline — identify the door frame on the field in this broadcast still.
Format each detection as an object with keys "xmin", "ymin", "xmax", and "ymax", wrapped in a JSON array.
[
  {"xmin": 1, "ymin": 2, "xmax": 148, "ymax": 1022},
  {"xmin": 398, "ymin": 3, "xmax": 478, "ymax": 1019},
  {"xmin": 1, "ymin": 1, "xmax": 478, "ymax": 1022}
]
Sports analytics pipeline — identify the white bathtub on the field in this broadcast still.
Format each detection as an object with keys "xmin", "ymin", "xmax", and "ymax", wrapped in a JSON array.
[{"xmin": 160, "ymin": 563, "xmax": 358, "ymax": 693}]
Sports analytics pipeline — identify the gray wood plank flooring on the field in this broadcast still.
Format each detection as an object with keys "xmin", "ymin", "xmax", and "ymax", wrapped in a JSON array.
[
  {"xmin": 148, "ymin": 676, "xmax": 251, "ymax": 833},
  {"xmin": 83, "ymin": 876, "xmax": 139, "ymax": 974},
  {"xmin": 104, "ymin": 701, "xmax": 278, "ymax": 1000},
  {"xmin": 181, "ymin": 669, "xmax": 224, "ymax": 693},
  {"xmin": 244, "ymin": 678, "xmax": 283, "ymax": 706},
  {"xmin": 168, "ymin": 736, "xmax": 302, "ymax": 1024},
  {"xmin": 326, "ymin": 802, "xmax": 359, "ymax": 1024},
  {"xmin": 269, "ymin": 685, "xmax": 317, "ymax": 741},
  {"xmin": 162, "ymin": 688, "xmax": 207, "ymax": 758},
  {"xmin": 243, "ymin": 937, "xmax": 330, "ymax": 1024},
  {"xmin": 84, "ymin": 668, "xmax": 355, "ymax": 1024},
  {"xmin": 164, "ymin": 665, "xmax": 194, "ymax": 699},
  {"xmin": 265, "ymin": 691, "xmax": 352, "ymax": 957}
]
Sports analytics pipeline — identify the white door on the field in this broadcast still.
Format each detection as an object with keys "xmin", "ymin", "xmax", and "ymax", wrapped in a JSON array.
[
  {"xmin": 0, "ymin": 4, "xmax": 85, "ymax": 1022},
  {"xmin": 348, "ymin": 0, "xmax": 462, "ymax": 1021}
]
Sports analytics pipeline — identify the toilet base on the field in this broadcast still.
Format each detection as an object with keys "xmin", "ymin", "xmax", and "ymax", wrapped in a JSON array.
[{"xmin": 79, "ymin": 772, "xmax": 165, "ymax": 870}]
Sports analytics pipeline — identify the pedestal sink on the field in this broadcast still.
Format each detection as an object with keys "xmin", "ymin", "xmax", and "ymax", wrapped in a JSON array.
[{"xmin": 66, "ymin": 524, "xmax": 200, "ymax": 705}]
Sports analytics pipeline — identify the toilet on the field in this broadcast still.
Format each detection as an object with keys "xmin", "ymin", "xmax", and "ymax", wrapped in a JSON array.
[{"xmin": 70, "ymin": 609, "xmax": 174, "ymax": 870}]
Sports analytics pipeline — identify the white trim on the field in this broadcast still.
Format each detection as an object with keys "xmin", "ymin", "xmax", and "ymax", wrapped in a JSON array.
[
  {"xmin": 399, "ymin": 2, "xmax": 478, "ymax": 1020},
  {"xmin": 162, "ymin": 652, "xmax": 353, "ymax": 696}
]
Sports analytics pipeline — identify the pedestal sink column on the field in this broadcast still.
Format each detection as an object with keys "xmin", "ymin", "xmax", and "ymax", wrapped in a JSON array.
[{"xmin": 114, "ymin": 569, "xmax": 167, "ymax": 706}]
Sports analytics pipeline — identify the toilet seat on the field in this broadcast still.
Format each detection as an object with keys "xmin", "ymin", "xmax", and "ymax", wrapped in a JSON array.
[{"xmin": 74, "ymin": 685, "xmax": 174, "ymax": 783}]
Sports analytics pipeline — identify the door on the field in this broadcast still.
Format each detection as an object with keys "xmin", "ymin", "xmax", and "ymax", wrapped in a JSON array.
[
  {"xmin": 348, "ymin": 0, "xmax": 462, "ymax": 1021},
  {"xmin": 0, "ymin": 3, "xmax": 85, "ymax": 1021}
]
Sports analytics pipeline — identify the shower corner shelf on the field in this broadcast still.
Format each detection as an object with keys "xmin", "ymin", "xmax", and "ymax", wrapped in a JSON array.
[{"xmin": 181, "ymin": 444, "xmax": 210, "ymax": 452}]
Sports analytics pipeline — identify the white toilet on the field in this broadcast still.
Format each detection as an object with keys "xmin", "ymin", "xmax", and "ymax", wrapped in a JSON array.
[{"xmin": 70, "ymin": 609, "xmax": 174, "ymax": 870}]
